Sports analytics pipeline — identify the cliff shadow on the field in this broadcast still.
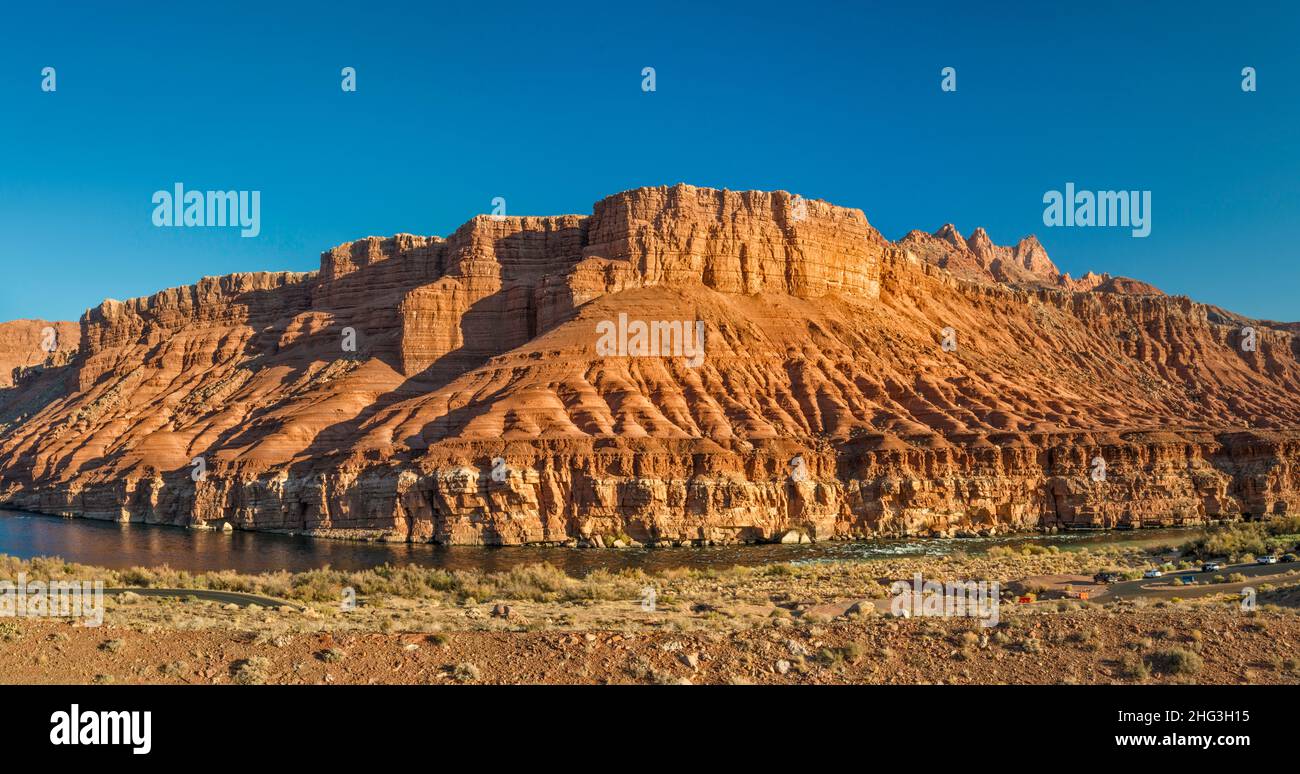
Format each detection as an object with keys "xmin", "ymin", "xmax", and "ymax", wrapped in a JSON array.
[
  {"xmin": 277, "ymin": 225, "xmax": 588, "ymax": 475},
  {"xmin": 0, "ymin": 362, "xmax": 81, "ymax": 480}
]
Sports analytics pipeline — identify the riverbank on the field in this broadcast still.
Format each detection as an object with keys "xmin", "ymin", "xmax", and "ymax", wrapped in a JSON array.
[
  {"xmin": 0, "ymin": 507, "xmax": 1216, "ymax": 576},
  {"xmin": 3, "ymin": 525, "xmax": 1299, "ymax": 684}
]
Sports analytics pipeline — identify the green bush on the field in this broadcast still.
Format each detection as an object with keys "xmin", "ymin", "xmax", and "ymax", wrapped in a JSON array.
[{"xmin": 1146, "ymin": 648, "xmax": 1203, "ymax": 676}]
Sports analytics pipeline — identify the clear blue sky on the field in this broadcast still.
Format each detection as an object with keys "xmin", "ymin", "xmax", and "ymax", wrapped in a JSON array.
[{"xmin": 2, "ymin": 0, "xmax": 1297, "ymax": 322}]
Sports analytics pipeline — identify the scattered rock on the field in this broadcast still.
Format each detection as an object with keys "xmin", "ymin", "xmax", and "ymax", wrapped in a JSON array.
[{"xmin": 845, "ymin": 600, "xmax": 877, "ymax": 617}]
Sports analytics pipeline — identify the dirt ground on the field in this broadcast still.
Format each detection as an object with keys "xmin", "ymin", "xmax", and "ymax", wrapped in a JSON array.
[
  {"xmin": 2, "ymin": 591, "xmax": 1298, "ymax": 685},
  {"xmin": 3, "ymin": 537, "xmax": 1299, "ymax": 684}
]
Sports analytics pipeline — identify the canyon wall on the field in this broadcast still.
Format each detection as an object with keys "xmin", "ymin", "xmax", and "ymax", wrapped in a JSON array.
[
  {"xmin": 2, "ymin": 184, "xmax": 1299, "ymax": 545},
  {"xmin": 0, "ymin": 320, "xmax": 78, "ymax": 388}
]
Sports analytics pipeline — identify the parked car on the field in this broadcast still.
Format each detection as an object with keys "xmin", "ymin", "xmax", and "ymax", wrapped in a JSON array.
[
  {"xmin": 1257, "ymin": 555, "xmax": 1278, "ymax": 565},
  {"xmin": 1283, "ymin": 554, "xmax": 1297, "ymax": 563},
  {"xmin": 1093, "ymin": 571, "xmax": 1123, "ymax": 584},
  {"xmin": 1202, "ymin": 561, "xmax": 1225, "ymax": 572},
  {"xmin": 1143, "ymin": 569, "xmax": 1164, "ymax": 579}
]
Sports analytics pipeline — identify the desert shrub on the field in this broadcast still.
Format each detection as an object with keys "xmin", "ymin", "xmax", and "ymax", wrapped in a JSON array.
[
  {"xmin": 1182, "ymin": 517, "xmax": 1300, "ymax": 560},
  {"xmin": 1116, "ymin": 653, "xmax": 1149, "ymax": 679},
  {"xmin": 1066, "ymin": 628, "xmax": 1096, "ymax": 646},
  {"xmin": 316, "ymin": 648, "xmax": 346, "ymax": 663},
  {"xmin": 1146, "ymin": 648, "xmax": 1203, "ymax": 676},
  {"xmin": 231, "ymin": 656, "xmax": 272, "ymax": 685},
  {"xmin": 841, "ymin": 642, "xmax": 866, "ymax": 663}
]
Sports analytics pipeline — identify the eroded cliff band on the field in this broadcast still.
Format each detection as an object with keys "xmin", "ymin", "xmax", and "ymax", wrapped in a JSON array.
[{"xmin": 1, "ymin": 184, "xmax": 1297, "ymax": 546}]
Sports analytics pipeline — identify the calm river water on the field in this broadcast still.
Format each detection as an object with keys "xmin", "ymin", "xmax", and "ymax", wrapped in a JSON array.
[{"xmin": 0, "ymin": 508, "xmax": 1198, "ymax": 576}]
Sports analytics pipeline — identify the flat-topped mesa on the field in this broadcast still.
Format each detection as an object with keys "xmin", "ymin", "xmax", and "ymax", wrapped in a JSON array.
[
  {"xmin": 81, "ymin": 272, "xmax": 311, "ymax": 353},
  {"xmin": 398, "ymin": 185, "xmax": 887, "ymax": 375},
  {"xmin": 319, "ymin": 233, "xmax": 441, "ymax": 282},
  {"xmin": 440, "ymin": 215, "xmax": 588, "ymax": 278},
  {"xmin": 313, "ymin": 234, "xmax": 444, "ymax": 310},
  {"xmin": 30, "ymin": 185, "xmax": 1183, "ymax": 392},
  {"xmin": 581, "ymin": 183, "xmax": 887, "ymax": 300},
  {"xmin": 397, "ymin": 215, "xmax": 589, "ymax": 376},
  {"xmin": 3, "ymin": 182, "xmax": 1300, "ymax": 546},
  {"xmin": 76, "ymin": 271, "xmax": 313, "ymax": 391}
]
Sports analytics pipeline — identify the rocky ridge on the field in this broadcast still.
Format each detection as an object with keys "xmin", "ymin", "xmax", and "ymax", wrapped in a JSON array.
[{"xmin": 2, "ymin": 184, "xmax": 1298, "ymax": 545}]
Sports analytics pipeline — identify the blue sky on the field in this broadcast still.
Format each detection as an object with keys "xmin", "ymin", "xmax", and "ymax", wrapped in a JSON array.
[{"xmin": 1, "ymin": 0, "xmax": 1297, "ymax": 322}]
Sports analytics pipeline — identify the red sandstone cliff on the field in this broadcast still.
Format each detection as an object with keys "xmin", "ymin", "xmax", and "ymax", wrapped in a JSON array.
[
  {"xmin": 0, "ymin": 320, "xmax": 78, "ymax": 388},
  {"xmin": 1, "ymin": 184, "xmax": 1297, "ymax": 545}
]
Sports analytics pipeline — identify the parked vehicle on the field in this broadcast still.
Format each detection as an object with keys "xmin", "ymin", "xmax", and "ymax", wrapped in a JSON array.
[
  {"xmin": 1257, "ymin": 555, "xmax": 1278, "ymax": 565},
  {"xmin": 1143, "ymin": 569, "xmax": 1163, "ymax": 579},
  {"xmin": 1202, "ymin": 561, "xmax": 1225, "ymax": 572},
  {"xmin": 1093, "ymin": 571, "xmax": 1123, "ymax": 584}
]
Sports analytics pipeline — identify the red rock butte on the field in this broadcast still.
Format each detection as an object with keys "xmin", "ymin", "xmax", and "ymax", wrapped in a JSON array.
[{"xmin": 2, "ymin": 184, "xmax": 1299, "ymax": 546}]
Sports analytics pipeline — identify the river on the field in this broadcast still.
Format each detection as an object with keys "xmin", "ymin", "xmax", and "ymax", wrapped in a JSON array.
[{"xmin": 0, "ymin": 508, "xmax": 1199, "ymax": 576}]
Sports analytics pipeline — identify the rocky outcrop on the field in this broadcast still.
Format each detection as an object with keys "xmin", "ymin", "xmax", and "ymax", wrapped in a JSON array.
[
  {"xmin": 897, "ymin": 225, "xmax": 1162, "ymax": 295},
  {"xmin": 1, "ymin": 184, "xmax": 1298, "ymax": 545},
  {"xmin": 582, "ymin": 186, "xmax": 886, "ymax": 299},
  {"xmin": 0, "ymin": 320, "xmax": 78, "ymax": 388}
]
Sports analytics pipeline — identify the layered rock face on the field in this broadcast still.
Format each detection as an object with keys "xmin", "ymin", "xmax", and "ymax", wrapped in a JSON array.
[
  {"xmin": 2, "ymin": 183, "xmax": 1299, "ymax": 545},
  {"xmin": 0, "ymin": 320, "xmax": 78, "ymax": 388}
]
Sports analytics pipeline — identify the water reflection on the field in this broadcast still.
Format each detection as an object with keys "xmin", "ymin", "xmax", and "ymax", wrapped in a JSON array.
[{"xmin": 0, "ymin": 509, "xmax": 1195, "ymax": 576}]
